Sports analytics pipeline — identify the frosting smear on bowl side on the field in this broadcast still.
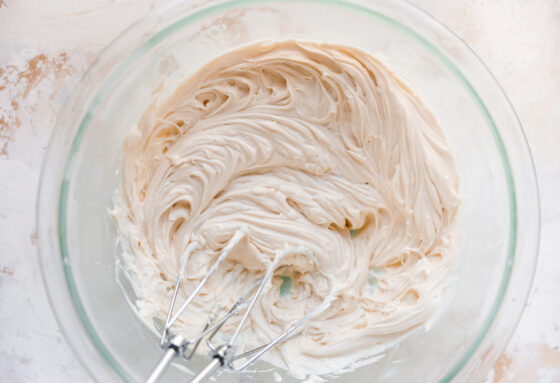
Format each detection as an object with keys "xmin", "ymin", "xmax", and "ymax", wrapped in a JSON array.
[{"xmin": 112, "ymin": 40, "xmax": 461, "ymax": 378}]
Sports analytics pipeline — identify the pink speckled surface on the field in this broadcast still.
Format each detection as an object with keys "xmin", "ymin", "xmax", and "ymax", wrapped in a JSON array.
[{"xmin": 0, "ymin": 0, "xmax": 558, "ymax": 382}]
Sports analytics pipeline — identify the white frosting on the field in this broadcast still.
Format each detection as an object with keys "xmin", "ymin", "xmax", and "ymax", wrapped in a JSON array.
[{"xmin": 112, "ymin": 40, "xmax": 460, "ymax": 378}]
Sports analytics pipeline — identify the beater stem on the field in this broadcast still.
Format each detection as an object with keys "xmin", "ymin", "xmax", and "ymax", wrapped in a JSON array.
[
  {"xmin": 146, "ymin": 348, "xmax": 176, "ymax": 383},
  {"xmin": 147, "ymin": 335, "xmax": 185, "ymax": 383},
  {"xmin": 190, "ymin": 345, "xmax": 228, "ymax": 383}
]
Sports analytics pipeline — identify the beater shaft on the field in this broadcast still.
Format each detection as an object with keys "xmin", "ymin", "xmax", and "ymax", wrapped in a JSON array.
[
  {"xmin": 146, "ymin": 348, "xmax": 177, "ymax": 383},
  {"xmin": 190, "ymin": 345, "xmax": 227, "ymax": 383},
  {"xmin": 147, "ymin": 335, "xmax": 185, "ymax": 383}
]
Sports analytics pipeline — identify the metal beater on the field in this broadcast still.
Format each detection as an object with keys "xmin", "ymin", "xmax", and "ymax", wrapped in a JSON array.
[{"xmin": 146, "ymin": 227, "xmax": 331, "ymax": 383}]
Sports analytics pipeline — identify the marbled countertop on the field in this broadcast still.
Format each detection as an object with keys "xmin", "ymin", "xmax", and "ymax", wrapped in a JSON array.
[{"xmin": 0, "ymin": 0, "xmax": 558, "ymax": 382}]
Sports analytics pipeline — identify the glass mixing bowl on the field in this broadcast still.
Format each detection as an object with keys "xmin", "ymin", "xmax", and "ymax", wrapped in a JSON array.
[{"xmin": 37, "ymin": 0, "xmax": 540, "ymax": 382}]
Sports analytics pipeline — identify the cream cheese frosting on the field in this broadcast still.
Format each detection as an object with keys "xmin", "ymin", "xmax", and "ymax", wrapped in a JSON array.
[{"xmin": 112, "ymin": 40, "xmax": 461, "ymax": 378}]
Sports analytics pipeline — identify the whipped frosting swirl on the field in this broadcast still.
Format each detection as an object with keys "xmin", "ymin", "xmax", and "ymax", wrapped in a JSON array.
[{"xmin": 113, "ymin": 40, "xmax": 460, "ymax": 377}]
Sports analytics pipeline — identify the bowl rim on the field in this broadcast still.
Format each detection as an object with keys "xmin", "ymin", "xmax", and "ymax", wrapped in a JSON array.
[{"xmin": 37, "ymin": 0, "xmax": 540, "ymax": 382}]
